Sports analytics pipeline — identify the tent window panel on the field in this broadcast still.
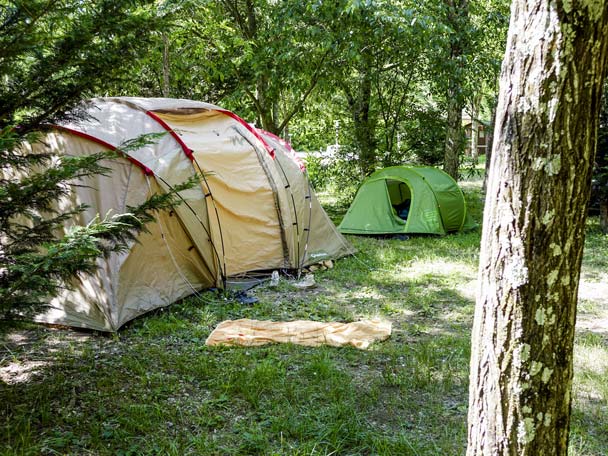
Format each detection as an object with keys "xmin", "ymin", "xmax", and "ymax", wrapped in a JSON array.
[{"xmin": 386, "ymin": 179, "xmax": 412, "ymax": 221}]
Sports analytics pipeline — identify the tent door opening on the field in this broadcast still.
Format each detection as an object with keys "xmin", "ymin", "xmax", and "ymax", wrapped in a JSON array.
[{"xmin": 386, "ymin": 179, "xmax": 411, "ymax": 221}]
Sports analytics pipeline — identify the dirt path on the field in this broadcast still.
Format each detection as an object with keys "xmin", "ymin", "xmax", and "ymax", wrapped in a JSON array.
[
  {"xmin": 458, "ymin": 276, "xmax": 608, "ymax": 337},
  {"xmin": 576, "ymin": 276, "xmax": 608, "ymax": 337}
]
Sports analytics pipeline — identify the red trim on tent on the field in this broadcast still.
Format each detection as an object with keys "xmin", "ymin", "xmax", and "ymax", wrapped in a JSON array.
[
  {"xmin": 53, "ymin": 125, "xmax": 154, "ymax": 176},
  {"xmin": 144, "ymin": 111, "xmax": 194, "ymax": 160},
  {"xmin": 216, "ymin": 109, "xmax": 275, "ymax": 158},
  {"xmin": 257, "ymin": 128, "xmax": 306, "ymax": 172},
  {"xmin": 259, "ymin": 129, "xmax": 294, "ymax": 152}
]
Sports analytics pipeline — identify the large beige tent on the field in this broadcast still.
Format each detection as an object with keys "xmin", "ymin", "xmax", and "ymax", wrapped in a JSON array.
[{"xmin": 24, "ymin": 97, "xmax": 354, "ymax": 331}]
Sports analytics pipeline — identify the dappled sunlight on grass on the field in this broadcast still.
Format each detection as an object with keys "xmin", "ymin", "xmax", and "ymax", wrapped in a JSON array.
[
  {"xmin": 349, "ymin": 285, "xmax": 389, "ymax": 301},
  {"xmin": 387, "ymin": 260, "xmax": 477, "ymax": 289},
  {"xmin": 575, "ymin": 344, "xmax": 608, "ymax": 378},
  {"xmin": 0, "ymin": 360, "xmax": 50, "ymax": 384},
  {"xmin": 571, "ymin": 228, "xmax": 608, "ymax": 454},
  {"xmin": 2, "ymin": 180, "xmax": 607, "ymax": 455}
]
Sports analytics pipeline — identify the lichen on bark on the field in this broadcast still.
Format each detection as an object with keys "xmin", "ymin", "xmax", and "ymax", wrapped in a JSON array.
[{"xmin": 467, "ymin": 1, "xmax": 608, "ymax": 455}]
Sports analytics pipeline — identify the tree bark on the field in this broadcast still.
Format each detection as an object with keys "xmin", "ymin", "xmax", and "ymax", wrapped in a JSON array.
[
  {"xmin": 470, "ymin": 98, "xmax": 479, "ymax": 162},
  {"xmin": 342, "ymin": 56, "xmax": 377, "ymax": 177},
  {"xmin": 467, "ymin": 2, "xmax": 608, "ymax": 455},
  {"xmin": 444, "ymin": 91, "xmax": 465, "ymax": 179},
  {"xmin": 352, "ymin": 69, "xmax": 376, "ymax": 177}
]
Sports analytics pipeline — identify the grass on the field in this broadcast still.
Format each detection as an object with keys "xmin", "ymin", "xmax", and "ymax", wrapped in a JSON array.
[
  {"xmin": 1, "ymin": 175, "xmax": 607, "ymax": 455},
  {"xmin": 570, "ymin": 216, "xmax": 608, "ymax": 456}
]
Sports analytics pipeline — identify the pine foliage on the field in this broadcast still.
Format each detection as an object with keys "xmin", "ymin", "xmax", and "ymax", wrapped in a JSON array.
[{"xmin": 0, "ymin": 1, "xmax": 193, "ymax": 319}]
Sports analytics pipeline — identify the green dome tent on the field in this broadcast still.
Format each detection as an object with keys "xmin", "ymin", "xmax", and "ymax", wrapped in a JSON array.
[{"xmin": 338, "ymin": 166, "xmax": 475, "ymax": 235}]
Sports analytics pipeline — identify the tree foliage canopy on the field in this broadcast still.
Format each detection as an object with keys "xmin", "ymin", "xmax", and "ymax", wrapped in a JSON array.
[{"xmin": 119, "ymin": 0, "xmax": 509, "ymax": 178}]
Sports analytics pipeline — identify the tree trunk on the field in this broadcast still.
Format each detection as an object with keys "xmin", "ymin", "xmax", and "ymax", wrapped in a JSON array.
[
  {"xmin": 442, "ymin": 0, "xmax": 469, "ymax": 181},
  {"xmin": 352, "ymin": 76, "xmax": 376, "ymax": 177},
  {"xmin": 470, "ymin": 99, "xmax": 479, "ymax": 162},
  {"xmin": 162, "ymin": 33, "xmax": 170, "ymax": 97},
  {"xmin": 470, "ymin": 91, "xmax": 485, "ymax": 163},
  {"xmin": 600, "ymin": 199, "xmax": 608, "ymax": 234},
  {"xmin": 257, "ymin": 75, "xmax": 280, "ymax": 134},
  {"xmin": 444, "ymin": 92, "xmax": 464, "ymax": 179},
  {"xmin": 467, "ymin": 2, "xmax": 608, "ymax": 455},
  {"xmin": 343, "ymin": 58, "xmax": 377, "ymax": 177},
  {"xmin": 482, "ymin": 104, "xmax": 496, "ymax": 193}
]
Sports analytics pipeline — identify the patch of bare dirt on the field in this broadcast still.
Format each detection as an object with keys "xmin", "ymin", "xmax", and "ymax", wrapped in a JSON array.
[
  {"xmin": 576, "ymin": 281, "xmax": 608, "ymax": 339},
  {"xmin": 454, "ymin": 277, "xmax": 608, "ymax": 337},
  {"xmin": 1, "ymin": 327, "xmax": 95, "ymax": 384}
]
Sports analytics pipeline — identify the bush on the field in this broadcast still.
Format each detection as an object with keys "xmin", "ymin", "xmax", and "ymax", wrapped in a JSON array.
[{"xmin": 304, "ymin": 146, "xmax": 362, "ymax": 206}]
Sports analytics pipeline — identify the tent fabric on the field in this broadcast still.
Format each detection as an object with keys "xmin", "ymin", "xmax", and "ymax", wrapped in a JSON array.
[
  {"xmin": 258, "ymin": 129, "xmax": 352, "ymax": 266},
  {"xmin": 19, "ymin": 97, "xmax": 354, "ymax": 331},
  {"xmin": 205, "ymin": 318, "xmax": 392, "ymax": 349},
  {"xmin": 339, "ymin": 166, "xmax": 474, "ymax": 236}
]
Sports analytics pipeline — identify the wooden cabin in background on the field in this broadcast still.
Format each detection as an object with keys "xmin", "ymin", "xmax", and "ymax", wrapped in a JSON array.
[{"xmin": 463, "ymin": 115, "xmax": 488, "ymax": 158}]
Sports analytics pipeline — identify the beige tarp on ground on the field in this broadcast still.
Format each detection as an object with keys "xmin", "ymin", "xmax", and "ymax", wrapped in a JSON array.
[
  {"xmin": 205, "ymin": 319, "xmax": 392, "ymax": 349},
  {"xmin": 16, "ymin": 97, "xmax": 355, "ymax": 331}
]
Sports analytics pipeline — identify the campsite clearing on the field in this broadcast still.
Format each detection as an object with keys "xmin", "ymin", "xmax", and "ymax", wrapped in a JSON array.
[{"xmin": 1, "ymin": 181, "xmax": 607, "ymax": 456}]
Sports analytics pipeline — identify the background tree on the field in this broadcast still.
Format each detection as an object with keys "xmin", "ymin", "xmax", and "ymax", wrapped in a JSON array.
[
  {"xmin": 334, "ymin": 2, "xmax": 435, "ymax": 175},
  {"xmin": 0, "ymin": 0, "xmax": 189, "ymax": 320},
  {"xmin": 105, "ymin": 1, "xmax": 238, "ymax": 101},
  {"xmin": 467, "ymin": 0, "xmax": 511, "ymax": 191},
  {"xmin": 419, "ymin": 0, "xmax": 509, "ymax": 182},
  {"xmin": 317, "ymin": 0, "xmax": 508, "ymax": 180},
  {"xmin": 176, "ymin": 0, "xmax": 336, "ymax": 135},
  {"xmin": 440, "ymin": 0, "xmax": 471, "ymax": 180},
  {"xmin": 307, "ymin": 0, "xmax": 444, "ymax": 177},
  {"xmin": 467, "ymin": 1, "xmax": 608, "ymax": 455}
]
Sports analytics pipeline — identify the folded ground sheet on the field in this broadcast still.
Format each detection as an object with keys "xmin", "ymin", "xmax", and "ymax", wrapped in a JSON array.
[{"xmin": 205, "ymin": 319, "xmax": 392, "ymax": 349}]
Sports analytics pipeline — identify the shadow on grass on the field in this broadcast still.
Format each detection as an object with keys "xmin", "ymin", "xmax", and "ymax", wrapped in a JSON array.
[
  {"xmin": 582, "ymin": 217, "xmax": 608, "ymax": 281},
  {"xmin": 0, "ymin": 255, "xmax": 477, "ymax": 456},
  {"xmin": 0, "ymin": 319, "xmax": 471, "ymax": 455},
  {"xmin": 1, "ymin": 193, "xmax": 605, "ymax": 455}
]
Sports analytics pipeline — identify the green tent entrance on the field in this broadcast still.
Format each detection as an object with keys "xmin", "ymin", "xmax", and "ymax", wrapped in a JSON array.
[{"xmin": 338, "ymin": 166, "xmax": 475, "ymax": 235}]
